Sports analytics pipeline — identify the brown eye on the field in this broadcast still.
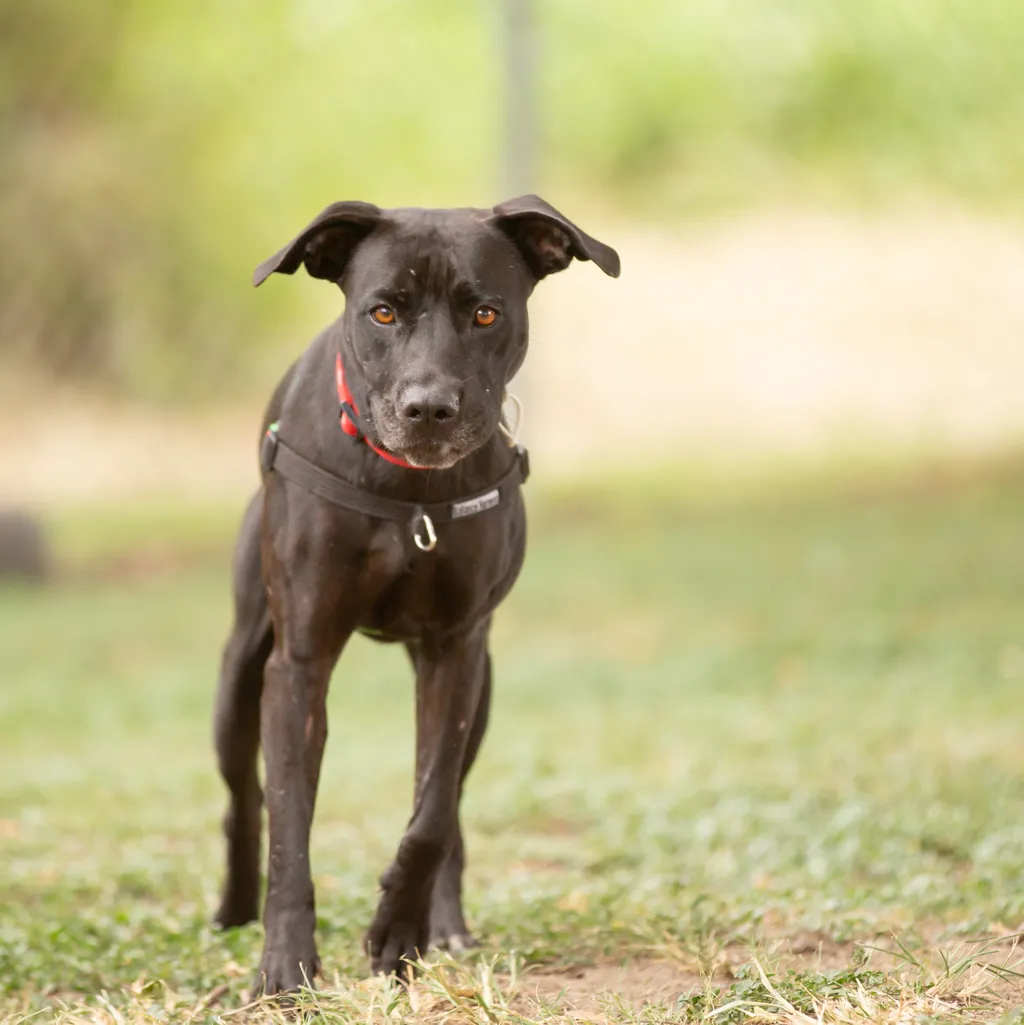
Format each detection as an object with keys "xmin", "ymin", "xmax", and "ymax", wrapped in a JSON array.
[
  {"xmin": 474, "ymin": 306, "xmax": 498, "ymax": 327},
  {"xmin": 370, "ymin": 305, "xmax": 395, "ymax": 325}
]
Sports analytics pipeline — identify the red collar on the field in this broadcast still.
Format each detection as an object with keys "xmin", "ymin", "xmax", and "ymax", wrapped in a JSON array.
[{"xmin": 335, "ymin": 353, "xmax": 421, "ymax": 469}]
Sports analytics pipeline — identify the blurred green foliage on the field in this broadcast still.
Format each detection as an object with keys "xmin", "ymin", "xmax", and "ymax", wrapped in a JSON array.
[{"xmin": 2, "ymin": 0, "xmax": 1023, "ymax": 396}]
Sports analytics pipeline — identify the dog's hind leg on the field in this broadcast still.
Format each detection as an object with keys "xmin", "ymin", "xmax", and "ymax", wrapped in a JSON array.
[
  {"xmin": 214, "ymin": 491, "xmax": 273, "ymax": 929},
  {"xmin": 427, "ymin": 650, "xmax": 491, "ymax": 951}
]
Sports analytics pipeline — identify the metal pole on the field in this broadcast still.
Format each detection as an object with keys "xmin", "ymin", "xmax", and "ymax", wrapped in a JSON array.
[
  {"xmin": 503, "ymin": 0, "xmax": 535, "ymax": 198},
  {"xmin": 502, "ymin": 0, "xmax": 536, "ymax": 435}
]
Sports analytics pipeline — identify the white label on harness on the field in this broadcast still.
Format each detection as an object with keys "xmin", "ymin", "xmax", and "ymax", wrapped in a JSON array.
[{"xmin": 451, "ymin": 489, "xmax": 500, "ymax": 519}]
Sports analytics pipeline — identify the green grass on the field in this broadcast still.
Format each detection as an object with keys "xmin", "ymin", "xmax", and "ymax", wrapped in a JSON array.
[{"xmin": 3, "ymin": 465, "xmax": 1024, "ymax": 1021}]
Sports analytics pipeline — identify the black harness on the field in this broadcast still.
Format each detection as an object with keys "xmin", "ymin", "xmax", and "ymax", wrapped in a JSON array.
[{"xmin": 260, "ymin": 423, "xmax": 529, "ymax": 552}]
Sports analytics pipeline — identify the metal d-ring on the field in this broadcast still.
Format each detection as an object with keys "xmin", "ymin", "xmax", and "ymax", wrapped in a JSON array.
[{"xmin": 412, "ymin": 508, "xmax": 437, "ymax": 552}]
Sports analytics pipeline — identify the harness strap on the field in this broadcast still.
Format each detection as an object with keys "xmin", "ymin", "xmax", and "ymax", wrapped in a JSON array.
[{"xmin": 261, "ymin": 424, "xmax": 528, "ymax": 539}]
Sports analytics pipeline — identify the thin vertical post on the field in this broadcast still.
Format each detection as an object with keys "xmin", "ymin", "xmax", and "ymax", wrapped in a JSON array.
[
  {"xmin": 503, "ymin": 0, "xmax": 535, "ymax": 198},
  {"xmin": 502, "ymin": 0, "xmax": 536, "ymax": 430}
]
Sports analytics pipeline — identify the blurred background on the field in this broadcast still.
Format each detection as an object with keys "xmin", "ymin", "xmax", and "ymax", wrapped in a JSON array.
[
  {"xmin": 4, "ymin": 2, "xmax": 1024, "ymax": 1014},
  {"xmin": 3, "ymin": 0, "xmax": 1024, "ymax": 512}
]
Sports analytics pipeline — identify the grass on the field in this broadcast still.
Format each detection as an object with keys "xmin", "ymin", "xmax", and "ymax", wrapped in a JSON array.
[{"xmin": 3, "ymin": 462, "xmax": 1024, "ymax": 1022}]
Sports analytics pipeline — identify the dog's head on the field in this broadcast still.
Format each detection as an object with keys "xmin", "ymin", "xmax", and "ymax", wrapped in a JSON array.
[{"xmin": 254, "ymin": 196, "xmax": 619, "ymax": 469}]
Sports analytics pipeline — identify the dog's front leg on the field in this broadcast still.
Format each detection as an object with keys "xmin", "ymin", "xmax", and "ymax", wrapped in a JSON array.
[
  {"xmin": 366, "ymin": 622, "xmax": 488, "ymax": 979},
  {"xmin": 256, "ymin": 639, "xmax": 339, "ymax": 995},
  {"xmin": 256, "ymin": 506, "xmax": 352, "ymax": 996}
]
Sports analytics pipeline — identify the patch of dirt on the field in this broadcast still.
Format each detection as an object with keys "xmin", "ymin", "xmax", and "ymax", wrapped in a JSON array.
[
  {"xmin": 767, "ymin": 932, "xmax": 858, "ymax": 973},
  {"xmin": 0, "ymin": 401, "xmax": 261, "ymax": 507},
  {"xmin": 521, "ymin": 960, "xmax": 704, "ymax": 1016},
  {"xmin": 511, "ymin": 930, "xmax": 1024, "ymax": 1018},
  {"xmin": 515, "ymin": 936, "xmax": 858, "ymax": 1017}
]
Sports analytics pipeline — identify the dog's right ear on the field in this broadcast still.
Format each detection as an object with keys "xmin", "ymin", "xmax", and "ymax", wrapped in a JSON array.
[{"xmin": 253, "ymin": 201, "xmax": 382, "ymax": 287}]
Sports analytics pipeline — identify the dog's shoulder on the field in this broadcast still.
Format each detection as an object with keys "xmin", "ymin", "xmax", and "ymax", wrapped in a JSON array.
[{"xmin": 260, "ymin": 327, "xmax": 338, "ymax": 432}]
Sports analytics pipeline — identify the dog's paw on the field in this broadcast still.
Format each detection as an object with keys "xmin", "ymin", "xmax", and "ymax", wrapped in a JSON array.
[
  {"xmin": 253, "ymin": 946, "xmax": 321, "ymax": 997},
  {"xmin": 213, "ymin": 893, "xmax": 259, "ymax": 930},
  {"xmin": 365, "ymin": 902, "xmax": 430, "ymax": 980},
  {"xmin": 429, "ymin": 930, "xmax": 479, "ymax": 953}
]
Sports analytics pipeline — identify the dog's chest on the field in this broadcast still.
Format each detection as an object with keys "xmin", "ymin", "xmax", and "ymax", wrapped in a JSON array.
[{"xmin": 354, "ymin": 513, "xmax": 524, "ymax": 641}]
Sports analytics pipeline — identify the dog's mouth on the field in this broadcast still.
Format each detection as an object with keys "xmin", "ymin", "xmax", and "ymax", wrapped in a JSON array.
[
  {"xmin": 393, "ymin": 439, "xmax": 464, "ymax": 470},
  {"xmin": 368, "ymin": 397, "xmax": 495, "ymax": 470}
]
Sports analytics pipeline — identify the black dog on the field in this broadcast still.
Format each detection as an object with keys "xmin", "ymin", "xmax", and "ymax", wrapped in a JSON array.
[{"xmin": 213, "ymin": 195, "xmax": 619, "ymax": 993}]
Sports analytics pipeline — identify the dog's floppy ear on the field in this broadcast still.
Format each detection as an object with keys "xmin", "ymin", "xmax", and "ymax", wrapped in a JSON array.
[
  {"xmin": 491, "ymin": 194, "xmax": 620, "ymax": 281},
  {"xmin": 253, "ymin": 201, "xmax": 382, "ymax": 287}
]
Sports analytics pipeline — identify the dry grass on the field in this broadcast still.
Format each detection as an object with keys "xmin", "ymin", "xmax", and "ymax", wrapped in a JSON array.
[{"xmin": 18, "ymin": 936, "xmax": 1024, "ymax": 1024}]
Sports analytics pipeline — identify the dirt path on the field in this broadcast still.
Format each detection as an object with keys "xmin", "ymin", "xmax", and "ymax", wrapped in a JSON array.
[
  {"xmin": 5, "ymin": 207, "xmax": 1024, "ymax": 506},
  {"xmin": 529, "ymin": 206, "xmax": 1024, "ymax": 464}
]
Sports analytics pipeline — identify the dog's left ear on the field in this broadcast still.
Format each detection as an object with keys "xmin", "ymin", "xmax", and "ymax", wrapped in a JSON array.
[
  {"xmin": 253, "ymin": 201, "xmax": 382, "ymax": 287},
  {"xmin": 491, "ymin": 194, "xmax": 620, "ymax": 281}
]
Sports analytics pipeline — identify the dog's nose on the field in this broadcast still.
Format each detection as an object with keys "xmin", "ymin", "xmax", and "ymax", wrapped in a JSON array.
[{"xmin": 398, "ymin": 385, "xmax": 461, "ymax": 425}]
